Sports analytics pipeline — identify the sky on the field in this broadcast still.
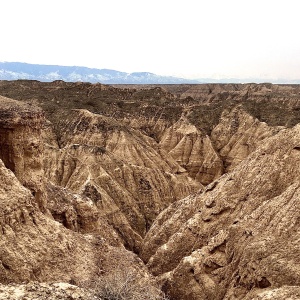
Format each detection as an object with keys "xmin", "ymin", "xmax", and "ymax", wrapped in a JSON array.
[{"xmin": 1, "ymin": 0, "xmax": 300, "ymax": 81}]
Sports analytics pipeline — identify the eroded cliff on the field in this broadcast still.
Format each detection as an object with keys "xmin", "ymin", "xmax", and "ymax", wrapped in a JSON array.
[
  {"xmin": 211, "ymin": 106, "xmax": 284, "ymax": 171},
  {"xmin": 0, "ymin": 81, "xmax": 300, "ymax": 299},
  {"xmin": 160, "ymin": 117, "xmax": 223, "ymax": 185},
  {"xmin": 142, "ymin": 124, "xmax": 300, "ymax": 299},
  {"xmin": 0, "ymin": 96, "xmax": 162, "ymax": 297},
  {"xmin": 0, "ymin": 96, "xmax": 46, "ymax": 211},
  {"xmin": 44, "ymin": 109, "xmax": 200, "ymax": 252}
]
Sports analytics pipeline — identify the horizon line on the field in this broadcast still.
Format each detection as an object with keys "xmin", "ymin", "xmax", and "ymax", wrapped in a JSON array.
[{"xmin": 1, "ymin": 61, "xmax": 300, "ymax": 84}]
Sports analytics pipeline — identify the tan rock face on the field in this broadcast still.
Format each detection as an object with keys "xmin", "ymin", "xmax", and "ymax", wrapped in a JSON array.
[
  {"xmin": 242, "ymin": 286, "xmax": 300, "ymax": 300},
  {"xmin": 123, "ymin": 115, "xmax": 171, "ymax": 142},
  {"xmin": 44, "ymin": 109, "xmax": 200, "ymax": 251},
  {"xmin": 142, "ymin": 124, "xmax": 300, "ymax": 299},
  {"xmin": 0, "ymin": 96, "xmax": 46, "ymax": 211},
  {"xmin": 0, "ymin": 156, "xmax": 154, "ymax": 291},
  {"xmin": 160, "ymin": 117, "xmax": 223, "ymax": 185},
  {"xmin": 46, "ymin": 182, "xmax": 122, "ymax": 247},
  {"xmin": 0, "ymin": 97, "xmax": 159, "ymax": 292},
  {"xmin": 211, "ymin": 106, "xmax": 283, "ymax": 172},
  {"xmin": 0, "ymin": 159, "xmax": 90, "ymax": 283},
  {"xmin": 0, "ymin": 282, "xmax": 93, "ymax": 300}
]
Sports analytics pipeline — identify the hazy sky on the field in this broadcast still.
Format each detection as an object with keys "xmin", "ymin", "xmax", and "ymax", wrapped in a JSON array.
[{"xmin": 1, "ymin": 0, "xmax": 300, "ymax": 80}]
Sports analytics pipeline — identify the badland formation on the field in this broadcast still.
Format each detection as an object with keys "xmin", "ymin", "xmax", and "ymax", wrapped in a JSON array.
[{"xmin": 0, "ymin": 80, "xmax": 299, "ymax": 299}]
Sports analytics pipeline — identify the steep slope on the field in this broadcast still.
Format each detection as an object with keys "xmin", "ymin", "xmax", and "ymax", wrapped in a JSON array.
[
  {"xmin": 160, "ymin": 117, "xmax": 223, "ymax": 185},
  {"xmin": 0, "ymin": 96, "xmax": 47, "ymax": 211},
  {"xmin": 141, "ymin": 124, "xmax": 300, "ymax": 299},
  {"xmin": 0, "ymin": 96, "xmax": 162, "ymax": 293},
  {"xmin": 0, "ymin": 157, "xmax": 146, "ymax": 285},
  {"xmin": 211, "ymin": 106, "xmax": 284, "ymax": 171},
  {"xmin": 44, "ymin": 109, "xmax": 200, "ymax": 252}
]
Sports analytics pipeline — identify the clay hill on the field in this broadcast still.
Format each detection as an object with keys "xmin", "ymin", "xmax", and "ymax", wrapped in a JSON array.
[{"xmin": 0, "ymin": 80, "xmax": 299, "ymax": 299}]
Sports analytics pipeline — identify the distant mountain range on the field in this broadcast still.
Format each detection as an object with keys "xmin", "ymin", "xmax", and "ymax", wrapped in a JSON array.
[
  {"xmin": 0, "ymin": 62, "xmax": 201, "ymax": 84},
  {"xmin": 1, "ymin": 62, "xmax": 299, "ymax": 84}
]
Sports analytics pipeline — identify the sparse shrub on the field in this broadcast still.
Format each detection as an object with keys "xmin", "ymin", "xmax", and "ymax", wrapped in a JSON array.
[{"xmin": 91, "ymin": 268, "xmax": 168, "ymax": 300}]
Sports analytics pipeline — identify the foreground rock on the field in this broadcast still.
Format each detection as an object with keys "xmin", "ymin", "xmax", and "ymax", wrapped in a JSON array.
[
  {"xmin": 0, "ymin": 158, "xmax": 148, "ymax": 284},
  {"xmin": 0, "ymin": 96, "xmax": 46, "ymax": 211},
  {"xmin": 0, "ymin": 97, "xmax": 156, "ymax": 292},
  {"xmin": 142, "ymin": 124, "xmax": 300, "ymax": 299},
  {"xmin": 0, "ymin": 282, "xmax": 93, "ymax": 300}
]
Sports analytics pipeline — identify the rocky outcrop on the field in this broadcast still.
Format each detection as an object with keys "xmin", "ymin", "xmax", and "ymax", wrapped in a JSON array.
[
  {"xmin": 0, "ymin": 97, "xmax": 160, "ymax": 295},
  {"xmin": 0, "ymin": 156, "xmax": 154, "ymax": 286},
  {"xmin": 0, "ymin": 282, "xmax": 93, "ymax": 300},
  {"xmin": 179, "ymin": 84, "xmax": 241, "ymax": 103},
  {"xmin": 44, "ymin": 109, "xmax": 200, "ymax": 251},
  {"xmin": 160, "ymin": 117, "xmax": 223, "ymax": 185},
  {"xmin": 46, "ymin": 182, "xmax": 122, "ymax": 247},
  {"xmin": 123, "ymin": 115, "xmax": 171, "ymax": 143},
  {"xmin": 0, "ymin": 96, "xmax": 47, "ymax": 211},
  {"xmin": 243, "ymin": 286, "xmax": 300, "ymax": 300},
  {"xmin": 142, "ymin": 124, "xmax": 300, "ymax": 299},
  {"xmin": 211, "ymin": 106, "xmax": 283, "ymax": 171}
]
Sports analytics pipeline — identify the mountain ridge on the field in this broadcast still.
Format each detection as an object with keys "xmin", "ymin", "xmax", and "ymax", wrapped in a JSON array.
[
  {"xmin": 1, "ymin": 61, "xmax": 300, "ymax": 84},
  {"xmin": 0, "ymin": 62, "xmax": 200, "ymax": 84}
]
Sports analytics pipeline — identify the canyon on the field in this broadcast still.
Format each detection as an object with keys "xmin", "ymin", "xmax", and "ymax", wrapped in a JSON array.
[{"xmin": 0, "ymin": 80, "xmax": 299, "ymax": 299}]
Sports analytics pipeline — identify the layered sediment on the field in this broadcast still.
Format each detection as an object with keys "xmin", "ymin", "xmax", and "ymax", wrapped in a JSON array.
[
  {"xmin": 0, "ymin": 96, "xmax": 46, "ymax": 211},
  {"xmin": 0, "ymin": 96, "xmax": 156, "ymax": 291},
  {"xmin": 142, "ymin": 124, "xmax": 300, "ymax": 299},
  {"xmin": 0, "ymin": 82, "xmax": 300, "ymax": 299},
  {"xmin": 44, "ymin": 109, "xmax": 200, "ymax": 251}
]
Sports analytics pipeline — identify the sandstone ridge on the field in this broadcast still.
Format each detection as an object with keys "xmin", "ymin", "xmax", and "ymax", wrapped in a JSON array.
[
  {"xmin": 142, "ymin": 124, "xmax": 300, "ymax": 299},
  {"xmin": 0, "ymin": 96, "xmax": 159, "ymax": 295},
  {"xmin": 45, "ymin": 108, "xmax": 200, "ymax": 251}
]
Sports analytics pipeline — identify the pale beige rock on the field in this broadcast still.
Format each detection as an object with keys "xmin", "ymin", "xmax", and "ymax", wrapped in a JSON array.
[
  {"xmin": 0, "ymin": 96, "xmax": 47, "ymax": 211},
  {"xmin": 46, "ymin": 183, "xmax": 122, "ymax": 247},
  {"xmin": 0, "ymin": 282, "xmax": 93, "ymax": 300},
  {"xmin": 0, "ymin": 159, "xmax": 94, "ymax": 282},
  {"xmin": 0, "ymin": 98, "xmax": 154, "ymax": 289},
  {"xmin": 0, "ymin": 157, "xmax": 151, "ymax": 291},
  {"xmin": 123, "ymin": 115, "xmax": 171, "ymax": 142},
  {"xmin": 160, "ymin": 117, "xmax": 223, "ymax": 185},
  {"xmin": 44, "ymin": 109, "xmax": 200, "ymax": 251},
  {"xmin": 211, "ymin": 106, "xmax": 283, "ymax": 171},
  {"xmin": 243, "ymin": 286, "xmax": 300, "ymax": 300},
  {"xmin": 1, "ymin": 86, "xmax": 300, "ymax": 300},
  {"xmin": 142, "ymin": 124, "xmax": 300, "ymax": 299}
]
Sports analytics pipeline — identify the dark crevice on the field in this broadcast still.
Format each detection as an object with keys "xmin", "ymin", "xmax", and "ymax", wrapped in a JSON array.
[
  {"xmin": 257, "ymin": 277, "xmax": 271, "ymax": 288},
  {"xmin": 2, "ymin": 262, "xmax": 10, "ymax": 270}
]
